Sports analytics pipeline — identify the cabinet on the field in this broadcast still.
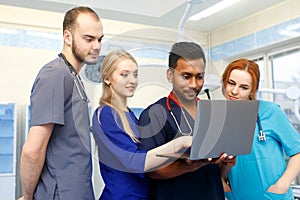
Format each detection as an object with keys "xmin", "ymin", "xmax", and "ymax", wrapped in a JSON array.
[{"xmin": 0, "ymin": 103, "xmax": 16, "ymax": 199}]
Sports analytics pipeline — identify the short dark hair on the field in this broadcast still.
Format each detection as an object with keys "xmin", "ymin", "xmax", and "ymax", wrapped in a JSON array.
[
  {"xmin": 63, "ymin": 6, "xmax": 100, "ymax": 34},
  {"xmin": 169, "ymin": 42, "xmax": 206, "ymax": 69}
]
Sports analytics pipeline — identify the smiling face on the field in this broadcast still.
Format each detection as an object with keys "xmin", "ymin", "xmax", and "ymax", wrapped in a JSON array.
[
  {"xmin": 108, "ymin": 58, "xmax": 138, "ymax": 101},
  {"xmin": 224, "ymin": 69, "xmax": 253, "ymax": 100},
  {"xmin": 167, "ymin": 58, "xmax": 205, "ymax": 104}
]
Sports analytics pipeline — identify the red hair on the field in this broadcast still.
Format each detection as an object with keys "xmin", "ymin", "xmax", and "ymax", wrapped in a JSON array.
[{"xmin": 222, "ymin": 58, "xmax": 260, "ymax": 100}]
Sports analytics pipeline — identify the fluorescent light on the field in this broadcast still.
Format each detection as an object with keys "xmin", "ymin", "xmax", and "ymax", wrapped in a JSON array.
[{"xmin": 189, "ymin": 0, "xmax": 240, "ymax": 21}]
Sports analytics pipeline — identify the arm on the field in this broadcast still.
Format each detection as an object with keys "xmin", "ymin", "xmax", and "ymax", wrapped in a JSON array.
[
  {"xmin": 20, "ymin": 124, "xmax": 53, "ymax": 200},
  {"xmin": 215, "ymin": 153, "xmax": 236, "ymax": 192},
  {"xmin": 145, "ymin": 137, "xmax": 212, "ymax": 178},
  {"xmin": 144, "ymin": 136, "xmax": 192, "ymax": 172},
  {"xmin": 268, "ymin": 152, "xmax": 300, "ymax": 194},
  {"xmin": 139, "ymin": 103, "xmax": 211, "ymax": 178},
  {"xmin": 147, "ymin": 160, "xmax": 209, "ymax": 179},
  {"xmin": 216, "ymin": 154, "xmax": 236, "ymax": 177}
]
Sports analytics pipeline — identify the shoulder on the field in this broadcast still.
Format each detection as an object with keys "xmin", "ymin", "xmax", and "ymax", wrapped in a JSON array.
[
  {"xmin": 258, "ymin": 100, "xmax": 283, "ymax": 118},
  {"xmin": 98, "ymin": 105, "xmax": 115, "ymax": 117},
  {"xmin": 41, "ymin": 57, "xmax": 68, "ymax": 72},
  {"xmin": 258, "ymin": 100, "xmax": 280, "ymax": 112},
  {"xmin": 36, "ymin": 57, "xmax": 70, "ymax": 82}
]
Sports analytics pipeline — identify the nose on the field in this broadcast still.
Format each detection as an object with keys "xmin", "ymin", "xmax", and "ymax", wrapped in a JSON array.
[
  {"xmin": 231, "ymin": 86, "xmax": 239, "ymax": 95},
  {"xmin": 129, "ymin": 74, "xmax": 138, "ymax": 83},
  {"xmin": 93, "ymin": 40, "xmax": 102, "ymax": 50},
  {"xmin": 189, "ymin": 77, "xmax": 197, "ymax": 88}
]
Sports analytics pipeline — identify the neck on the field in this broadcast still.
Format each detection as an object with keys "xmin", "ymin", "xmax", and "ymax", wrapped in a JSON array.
[
  {"xmin": 61, "ymin": 50, "xmax": 83, "ymax": 74},
  {"xmin": 111, "ymin": 94, "xmax": 128, "ymax": 112},
  {"xmin": 170, "ymin": 91, "xmax": 197, "ymax": 118}
]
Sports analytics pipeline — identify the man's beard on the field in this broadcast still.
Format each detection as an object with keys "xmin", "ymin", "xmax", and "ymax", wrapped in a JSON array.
[{"xmin": 71, "ymin": 41, "xmax": 98, "ymax": 65}]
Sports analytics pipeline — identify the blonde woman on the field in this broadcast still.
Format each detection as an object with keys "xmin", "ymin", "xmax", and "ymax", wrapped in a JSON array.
[{"xmin": 92, "ymin": 50, "xmax": 192, "ymax": 200}]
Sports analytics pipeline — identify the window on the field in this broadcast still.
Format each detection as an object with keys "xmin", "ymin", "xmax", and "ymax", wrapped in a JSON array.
[{"xmin": 270, "ymin": 48, "xmax": 300, "ymax": 133}]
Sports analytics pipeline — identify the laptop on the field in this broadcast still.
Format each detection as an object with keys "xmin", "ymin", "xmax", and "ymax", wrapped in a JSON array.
[{"xmin": 157, "ymin": 100, "xmax": 259, "ymax": 160}]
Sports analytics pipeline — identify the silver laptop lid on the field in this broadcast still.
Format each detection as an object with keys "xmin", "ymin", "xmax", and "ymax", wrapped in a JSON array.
[{"xmin": 190, "ymin": 100, "xmax": 259, "ymax": 160}]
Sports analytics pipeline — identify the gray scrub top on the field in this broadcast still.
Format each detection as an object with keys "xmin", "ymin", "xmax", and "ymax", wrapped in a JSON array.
[{"xmin": 30, "ymin": 57, "xmax": 94, "ymax": 200}]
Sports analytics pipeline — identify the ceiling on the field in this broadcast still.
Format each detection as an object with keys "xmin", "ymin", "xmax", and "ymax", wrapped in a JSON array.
[{"xmin": 1, "ymin": 0, "xmax": 286, "ymax": 32}]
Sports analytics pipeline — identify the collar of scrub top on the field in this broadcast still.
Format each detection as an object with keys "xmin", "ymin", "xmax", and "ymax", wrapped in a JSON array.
[
  {"xmin": 166, "ymin": 91, "xmax": 199, "ymax": 136},
  {"xmin": 257, "ymin": 114, "xmax": 266, "ymax": 141},
  {"xmin": 58, "ymin": 53, "xmax": 90, "ymax": 103}
]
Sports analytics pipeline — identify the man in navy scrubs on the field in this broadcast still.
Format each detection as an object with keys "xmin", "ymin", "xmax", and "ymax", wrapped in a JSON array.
[
  {"xmin": 20, "ymin": 6, "xmax": 104, "ymax": 200},
  {"xmin": 139, "ymin": 42, "xmax": 233, "ymax": 200}
]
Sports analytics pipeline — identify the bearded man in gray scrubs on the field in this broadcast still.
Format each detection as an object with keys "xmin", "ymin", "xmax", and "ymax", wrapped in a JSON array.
[{"xmin": 19, "ymin": 6, "xmax": 104, "ymax": 200}]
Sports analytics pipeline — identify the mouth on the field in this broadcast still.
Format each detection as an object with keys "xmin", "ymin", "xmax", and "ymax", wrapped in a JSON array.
[
  {"xmin": 186, "ymin": 89, "xmax": 199, "ymax": 97},
  {"xmin": 126, "ymin": 86, "xmax": 136, "ymax": 91},
  {"xmin": 89, "ymin": 52, "xmax": 100, "ymax": 59},
  {"xmin": 228, "ymin": 95, "xmax": 239, "ymax": 100}
]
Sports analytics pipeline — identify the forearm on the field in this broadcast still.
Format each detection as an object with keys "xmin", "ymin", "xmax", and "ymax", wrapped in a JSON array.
[
  {"xmin": 20, "ymin": 146, "xmax": 46, "ymax": 200},
  {"xmin": 148, "ymin": 161, "xmax": 191, "ymax": 179},
  {"xmin": 219, "ymin": 164, "xmax": 232, "ymax": 177},
  {"xmin": 144, "ymin": 136, "xmax": 191, "ymax": 172},
  {"xmin": 20, "ymin": 124, "xmax": 52, "ymax": 200},
  {"xmin": 276, "ymin": 152, "xmax": 300, "ymax": 187},
  {"xmin": 217, "ymin": 154, "xmax": 236, "ymax": 177}
]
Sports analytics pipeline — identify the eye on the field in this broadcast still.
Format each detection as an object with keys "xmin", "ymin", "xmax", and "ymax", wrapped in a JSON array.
[
  {"xmin": 134, "ymin": 72, "xmax": 138, "ymax": 78},
  {"xmin": 227, "ymin": 81, "xmax": 235, "ymax": 86},
  {"xmin": 241, "ymin": 86, "xmax": 250, "ymax": 90},
  {"xmin": 196, "ymin": 74, "xmax": 204, "ymax": 80},
  {"xmin": 183, "ymin": 74, "xmax": 191, "ymax": 80},
  {"xmin": 121, "ymin": 73, "xmax": 128, "ymax": 77}
]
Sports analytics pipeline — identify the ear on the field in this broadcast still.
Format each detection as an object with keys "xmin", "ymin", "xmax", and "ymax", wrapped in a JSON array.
[
  {"xmin": 104, "ymin": 76, "xmax": 110, "ymax": 86},
  {"xmin": 166, "ymin": 68, "xmax": 174, "ymax": 83},
  {"xmin": 63, "ymin": 30, "xmax": 72, "ymax": 46}
]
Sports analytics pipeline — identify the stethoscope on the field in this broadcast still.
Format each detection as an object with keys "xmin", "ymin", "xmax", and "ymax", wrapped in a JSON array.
[
  {"xmin": 58, "ymin": 53, "xmax": 90, "ymax": 103},
  {"xmin": 257, "ymin": 115, "xmax": 266, "ymax": 142},
  {"xmin": 166, "ymin": 91, "xmax": 193, "ymax": 136}
]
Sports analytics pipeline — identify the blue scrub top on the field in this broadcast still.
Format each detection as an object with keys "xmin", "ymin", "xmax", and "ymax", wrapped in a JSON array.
[
  {"xmin": 226, "ymin": 100, "xmax": 300, "ymax": 200},
  {"xmin": 92, "ymin": 106, "xmax": 149, "ymax": 200}
]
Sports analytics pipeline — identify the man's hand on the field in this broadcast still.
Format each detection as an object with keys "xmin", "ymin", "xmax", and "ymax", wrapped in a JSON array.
[{"xmin": 184, "ymin": 158, "xmax": 213, "ymax": 172}]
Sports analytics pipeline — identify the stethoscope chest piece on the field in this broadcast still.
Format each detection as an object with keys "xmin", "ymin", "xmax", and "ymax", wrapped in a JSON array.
[
  {"xmin": 258, "ymin": 130, "xmax": 266, "ymax": 141},
  {"xmin": 257, "ymin": 115, "xmax": 266, "ymax": 142}
]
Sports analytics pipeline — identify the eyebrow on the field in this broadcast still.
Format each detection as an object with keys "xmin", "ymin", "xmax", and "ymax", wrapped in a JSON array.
[
  {"xmin": 83, "ymin": 34, "xmax": 104, "ymax": 40},
  {"xmin": 182, "ymin": 71, "xmax": 205, "ymax": 76},
  {"xmin": 229, "ymin": 79, "xmax": 250, "ymax": 87}
]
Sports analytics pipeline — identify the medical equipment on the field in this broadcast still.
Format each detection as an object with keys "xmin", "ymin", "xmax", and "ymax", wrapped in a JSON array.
[
  {"xmin": 257, "ymin": 115, "xmax": 266, "ymax": 141},
  {"xmin": 166, "ymin": 91, "xmax": 193, "ymax": 136},
  {"xmin": 59, "ymin": 53, "xmax": 90, "ymax": 103}
]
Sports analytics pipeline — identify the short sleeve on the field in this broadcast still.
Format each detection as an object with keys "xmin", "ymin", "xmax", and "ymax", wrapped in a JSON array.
[
  {"xmin": 30, "ymin": 61, "xmax": 72, "ymax": 126},
  {"xmin": 264, "ymin": 102, "xmax": 300, "ymax": 157}
]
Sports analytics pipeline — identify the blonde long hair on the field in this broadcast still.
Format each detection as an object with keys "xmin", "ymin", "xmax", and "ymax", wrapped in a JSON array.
[{"xmin": 99, "ymin": 49, "xmax": 139, "ymax": 143}]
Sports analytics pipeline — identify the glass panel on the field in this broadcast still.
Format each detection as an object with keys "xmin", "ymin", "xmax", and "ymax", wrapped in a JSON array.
[
  {"xmin": 271, "ymin": 49, "xmax": 300, "ymax": 133},
  {"xmin": 253, "ymin": 57, "xmax": 265, "ymax": 99}
]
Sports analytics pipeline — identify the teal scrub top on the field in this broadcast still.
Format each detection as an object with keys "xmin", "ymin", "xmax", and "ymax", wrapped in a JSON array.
[{"xmin": 225, "ymin": 100, "xmax": 300, "ymax": 200}]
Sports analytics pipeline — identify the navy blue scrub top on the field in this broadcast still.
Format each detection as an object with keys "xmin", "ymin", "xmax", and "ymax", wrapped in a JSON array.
[{"xmin": 138, "ymin": 97, "xmax": 225, "ymax": 200}]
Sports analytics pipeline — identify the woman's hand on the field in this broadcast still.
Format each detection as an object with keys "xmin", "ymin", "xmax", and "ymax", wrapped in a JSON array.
[
  {"xmin": 267, "ymin": 182, "xmax": 289, "ymax": 194},
  {"xmin": 175, "ymin": 136, "xmax": 192, "ymax": 149}
]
